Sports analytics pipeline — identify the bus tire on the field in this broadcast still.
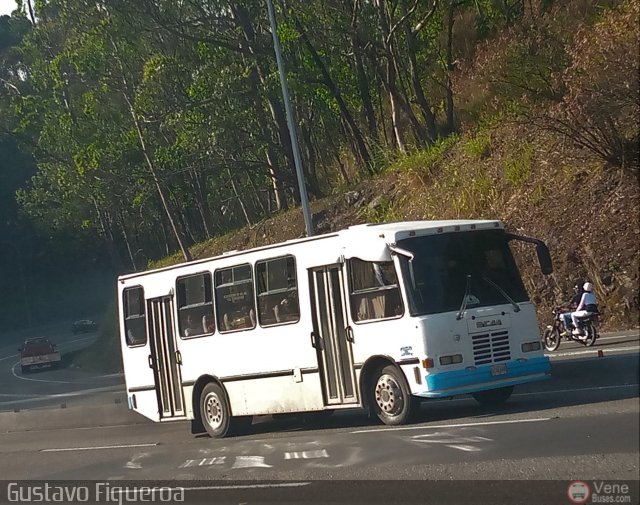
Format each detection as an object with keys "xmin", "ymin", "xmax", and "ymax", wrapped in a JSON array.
[
  {"xmin": 199, "ymin": 382, "xmax": 231, "ymax": 438},
  {"xmin": 370, "ymin": 365, "xmax": 416, "ymax": 426},
  {"xmin": 471, "ymin": 386, "xmax": 514, "ymax": 407}
]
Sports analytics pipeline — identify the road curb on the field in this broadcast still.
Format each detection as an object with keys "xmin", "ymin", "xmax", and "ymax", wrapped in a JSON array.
[{"xmin": 0, "ymin": 402, "xmax": 150, "ymax": 433}]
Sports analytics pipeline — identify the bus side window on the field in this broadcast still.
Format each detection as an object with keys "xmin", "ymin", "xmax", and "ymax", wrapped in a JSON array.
[
  {"xmin": 124, "ymin": 287, "xmax": 147, "ymax": 346},
  {"xmin": 349, "ymin": 259, "xmax": 403, "ymax": 322},
  {"xmin": 177, "ymin": 272, "xmax": 215, "ymax": 338},
  {"xmin": 215, "ymin": 264, "xmax": 256, "ymax": 332},
  {"xmin": 256, "ymin": 255, "xmax": 300, "ymax": 327}
]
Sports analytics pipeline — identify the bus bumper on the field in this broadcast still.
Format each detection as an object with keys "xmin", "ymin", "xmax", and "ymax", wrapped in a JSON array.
[{"xmin": 418, "ymin": 356, "xmax": 551, "ymax": 398}]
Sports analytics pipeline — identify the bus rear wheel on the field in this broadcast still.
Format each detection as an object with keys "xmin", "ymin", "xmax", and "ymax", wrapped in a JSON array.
[
  {"xmin": 200, "ymin": 382, "xmax": 231, "ymax": 438},
  {"xmin": 370, "ymin": 365, "xmax": 416, "ymax": 426},
  {"xmin": 471, "ymin": 386, "xmax": 514, "ymax": 407}
]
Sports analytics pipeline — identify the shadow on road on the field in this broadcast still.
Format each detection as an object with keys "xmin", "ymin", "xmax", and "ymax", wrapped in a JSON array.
[{"xmin": 224, "ymin": 352, "xmax": 639, "ymax": 439}]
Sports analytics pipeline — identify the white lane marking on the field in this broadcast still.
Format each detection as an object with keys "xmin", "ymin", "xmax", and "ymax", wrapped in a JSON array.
[
  {"xmin": 179, "ymin": 457, "xmax": 227, "ymax": 468},
  {"xmin": 182, "ymin": 483, "xmax": 311, "ymax": 490},
  {"xmin": 124, "ymin": 452, "xmax": 149, "ymax": 469},
  {"xmin": 412, "ymin": 434, "xmax": 492, "ymax": 444},
  {"xmin": 11, "ymin": 362, "xmax": 74, "ymax": 384},
  {"xmin": 548, "ymin": 345, "xmax": 639, "ymax": 358},
  {"xmin": 0, "ymin": 384, "xmax": 124, "ymax": 407},
  {"xmin": 515, "ymin": 384, "xmax": 639, "ymax": 397},
  {"xmin": 411, "ymin": 432, "xmax": 492, "ymax": 452},
  {"xmin": 351, "ymin": 417, "xmax": 551, "ymax": 434},
  {"xmin": 0, "ymin": 392, "xmax": 42, "ymax": 398},
  {"xmin": 41, "ymin": 443, "xmax": 157, "ymax": 452},
  {"xmin": 284, "ymin": 449, "xmax": 329, "ymax": 460},
  {"xmin": 595, "ymin": 335, "xmax": 639, "ymax": 341},
  {"xmin": 231, "ymin": 456, "xmax": 273, "ymax": 469},
  {"xmin": 446, "ymin": 444, "xmax": 483, "ymax": 452}
]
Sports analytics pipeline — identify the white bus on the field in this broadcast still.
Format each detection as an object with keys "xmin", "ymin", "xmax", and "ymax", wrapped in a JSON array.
[{"xmin": 118, "ymin": 220, "xmax": 553, "ymax": 437}]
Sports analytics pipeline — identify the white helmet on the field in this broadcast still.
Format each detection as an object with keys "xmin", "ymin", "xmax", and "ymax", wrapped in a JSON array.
[{"xmin": 583, "ymin": 282, "xmax": 593, "ymax": 292}]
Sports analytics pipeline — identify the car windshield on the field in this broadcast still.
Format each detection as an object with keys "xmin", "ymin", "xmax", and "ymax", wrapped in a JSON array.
[{"xmin": 396, "ymin": 229, "xmax": 528, "ymax": 316}]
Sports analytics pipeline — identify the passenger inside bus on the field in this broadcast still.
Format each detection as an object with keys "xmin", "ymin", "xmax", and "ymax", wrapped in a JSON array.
[
  {"xmin": 184, "ymin": 314, "xmax": 202, "ymax": 337},
  {"xmin": 202, "ymin": 314, "xmax": 215, "ymax": 333},
  {"xmin": 223, "ymin": 306, "xmax": 255, "ymax": 331},
  {"xmin": 274, "ymin": 296, "xmax": 298, "ymax": 322}
]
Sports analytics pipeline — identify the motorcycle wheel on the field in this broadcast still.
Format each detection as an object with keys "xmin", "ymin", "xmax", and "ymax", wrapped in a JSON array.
[
  {"xmin": 584, "ymin": 322, "xmax": 597, "ymax": 347},
  {"xmin": 543, "ymin": 327, "xmax": 561, "ymax": 352}
]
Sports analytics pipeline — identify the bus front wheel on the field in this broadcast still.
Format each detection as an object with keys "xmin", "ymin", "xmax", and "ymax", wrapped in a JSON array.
[
  {"xmin": 200, "ymin": 382, "xmax": 231, "ymax": 438},
  {"xmin": 471, "ymin": 386, "xmax": 514, "ymax": 407},
  {"xmin": 370, "ymin": 365, "xmax": 417, "ymax": 426}
]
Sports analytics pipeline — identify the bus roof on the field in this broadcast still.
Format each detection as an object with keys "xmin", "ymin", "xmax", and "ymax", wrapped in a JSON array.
[{"xmin": 117, "ymin": 219, "xmax": 502, "ymax": 282}]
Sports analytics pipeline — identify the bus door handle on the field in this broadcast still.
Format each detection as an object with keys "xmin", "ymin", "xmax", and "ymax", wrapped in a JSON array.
[
  {"xmin": 148, "ymin": 355, "xmax": 154, "ymax": 369},
  {"xmin": 345, "ymin": 326, "xmax": 355, "ymax": 343},
  {"xmin": 310, "ymin": 331, "xmax": 318, "ymax": 349},
  {"xmin": 175, "ymin": 350, "xmax": 182, "ymax": 365}
]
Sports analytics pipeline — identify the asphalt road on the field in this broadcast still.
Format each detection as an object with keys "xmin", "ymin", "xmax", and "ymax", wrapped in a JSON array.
[
  {"xmin": 0, "ymin": 327, "xmax": 123, "ymax": 411},
  {"xmin": 0, "ymin": 331, "xmax": 638, "ymax": 504}
]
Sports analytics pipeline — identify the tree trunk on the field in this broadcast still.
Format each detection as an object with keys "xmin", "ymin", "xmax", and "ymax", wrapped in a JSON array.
[
  {"xmin": 445, "ymin": 1, "xmax": 457, "ymax": 134},
  {"xmin": 403, "ymin": 21, "xmax": 438, "ymax": 142},
  {"xmin": 227, "ymin": 167, "xmax": 252, "ymax": 226},
  {"xmin": 289, "ymin": 12, "xmax": 373, "ymax": 173},
  {"xmin": 232, "ymin": 4, "xmax": 300, "ymax": 203}
]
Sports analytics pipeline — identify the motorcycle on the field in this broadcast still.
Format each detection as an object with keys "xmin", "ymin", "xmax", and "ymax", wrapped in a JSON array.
[{"xmin": 542, "ymin": 306, "xmax": 600, "ymax": 351}]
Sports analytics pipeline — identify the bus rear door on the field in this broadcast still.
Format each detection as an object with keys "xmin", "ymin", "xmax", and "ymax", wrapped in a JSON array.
[
  {"xmin": 147, "ymin": 296, "xmax": 186, "ymax": 420},
  {"xmin": 309, "ymin": 265, "xmax": 359, "ymax": 406}
]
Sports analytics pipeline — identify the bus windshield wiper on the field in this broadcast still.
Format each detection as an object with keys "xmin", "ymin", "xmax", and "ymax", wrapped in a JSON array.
[
  {"xmin": 481, "ymin": 276, "xmax": 521, "ymax": 312},
  {"xmin": 456, "ymin": 274, "xmax": 472, "ymax": 320}
]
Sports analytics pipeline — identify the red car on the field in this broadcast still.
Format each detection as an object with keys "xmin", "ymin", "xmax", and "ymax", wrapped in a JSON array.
[{"xmin": 19, "ymin": 337, "xmax": 62, "ymax": 373}]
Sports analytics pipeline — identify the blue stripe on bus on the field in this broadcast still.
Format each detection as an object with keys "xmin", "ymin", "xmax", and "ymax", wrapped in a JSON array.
[{"xmin": 420, "ymin": 356, "xmax": 551, "ymax": 398}]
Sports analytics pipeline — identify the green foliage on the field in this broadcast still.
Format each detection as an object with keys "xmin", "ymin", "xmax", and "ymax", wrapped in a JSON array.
[
  {"xmin": 504, "ymin": 143, "xmax": 534, "ymax": 187},
  {"xmin": 358, "ymin": 195, "xmax": 403, "ymax": 224},
  {"xmin": 391, "ymin": 135, "xmax": 460, "ymax": 176},
  {"xmin": 464, "ymin": 129, "xmax": 492, "ymax": 158}
]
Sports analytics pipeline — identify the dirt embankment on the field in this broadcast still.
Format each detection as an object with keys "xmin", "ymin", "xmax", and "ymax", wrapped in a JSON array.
[{"xmin": 187, "ymin": 127, "xmax": 638, "ymax": 332}]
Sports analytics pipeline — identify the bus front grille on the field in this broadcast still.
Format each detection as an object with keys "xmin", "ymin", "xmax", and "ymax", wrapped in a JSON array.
[{"xmin": 472, "ymin": 330, "xmax": 510, "ymax": 365}]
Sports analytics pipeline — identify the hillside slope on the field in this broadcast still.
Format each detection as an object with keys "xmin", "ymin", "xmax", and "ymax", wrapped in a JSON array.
[{"xmin": 173, "ymin": 128, "xmax": 638, "ymax": 332}]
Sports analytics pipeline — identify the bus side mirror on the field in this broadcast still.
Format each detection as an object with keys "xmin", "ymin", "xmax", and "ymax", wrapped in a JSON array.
[{"xmin": 536, "ymin": 244, "xmax": 553, "ymax": 275}]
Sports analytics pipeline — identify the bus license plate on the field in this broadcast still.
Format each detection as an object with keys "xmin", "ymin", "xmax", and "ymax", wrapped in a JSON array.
[{"xmin": 491, "ymin": 364, "xmax": 507, "ymax": 376}]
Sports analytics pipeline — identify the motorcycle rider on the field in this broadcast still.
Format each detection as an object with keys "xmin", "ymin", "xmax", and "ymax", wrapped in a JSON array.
[
  {"xmin": 571, "ymin": 282, "xmax": 599, "ymax": 338},
  {"xmin": 560, "ymin": 281, "xmax": 584, "ymax": 336}
]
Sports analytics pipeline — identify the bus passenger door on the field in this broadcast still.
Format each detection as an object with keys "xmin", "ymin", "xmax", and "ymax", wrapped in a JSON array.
[
  {"xmin": 309, "ymin": 265, "xmax": 359, "ymax": 406},
  {"xmin": 147, "ymin": 296, "xmax": 186, "ymax": 419}
]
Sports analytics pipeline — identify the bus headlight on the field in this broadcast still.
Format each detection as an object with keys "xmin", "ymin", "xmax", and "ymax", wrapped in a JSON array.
[
  {"xmin": 439, "ymin": 354, "xmax": 463, "ymax": 366},
  {"xmin": 521, "ymin": 341, "xmax": 541, "ymax": 353}
]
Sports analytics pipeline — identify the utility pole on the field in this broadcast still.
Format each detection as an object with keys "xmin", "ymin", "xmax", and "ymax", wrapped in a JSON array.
[{"xmin": 266, "ymin": 0, "xmax": 314, "ymax": 236}]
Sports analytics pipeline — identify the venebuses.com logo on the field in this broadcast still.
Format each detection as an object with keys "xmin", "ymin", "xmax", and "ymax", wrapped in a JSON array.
[
  {"xmin": 568, "ymin": 481, "xmax": 591, "ymax": 504},
  {"xmin": 567, "ymin": 480, "xmax": 633, "ymax": 504}
]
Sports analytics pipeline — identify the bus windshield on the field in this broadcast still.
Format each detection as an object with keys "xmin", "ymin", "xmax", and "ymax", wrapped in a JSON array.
[{"xmin": 396, "ymin": 229, "xmax": 528, "ymax": 316}]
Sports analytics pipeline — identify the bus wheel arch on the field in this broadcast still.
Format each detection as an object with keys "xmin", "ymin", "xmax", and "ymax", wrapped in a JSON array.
[
  {"xmin": 193, "ymin": 375, "xmax": 229, "ymax": 438},
  {"xmin": 360, "ymin": 356, "xmax": 417, "ymax": 425}
]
